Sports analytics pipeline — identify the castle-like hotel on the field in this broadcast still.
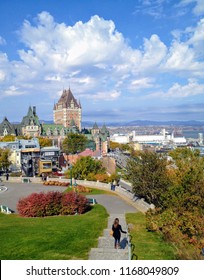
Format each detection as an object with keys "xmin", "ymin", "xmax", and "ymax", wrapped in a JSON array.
[{"xmin": 0, "ymin": 88, "xmax": 109, "ymax": 155}]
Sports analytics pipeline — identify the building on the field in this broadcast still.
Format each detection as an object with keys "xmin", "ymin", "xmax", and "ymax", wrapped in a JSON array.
[
  {"xmin": 110, "ymin": 133, "xmax": 130, "ymax": 144},
  {"xmin": 132, "ymin": 129, "xmax": 187, "ymax": 146},
  {"xmin": 90, "ymin": 123, "xmax": 110, "ymax": 156},
  {"xmin": 0, "ymin": 106, "xmax": 41, "ymax": 138},
  {"xmin": 21, "ymin": 106, "xmax": 41, "ymax": 137},
  {"xmin": 53, "ymin": 88, "xmax": 82, "ymax": 131}
]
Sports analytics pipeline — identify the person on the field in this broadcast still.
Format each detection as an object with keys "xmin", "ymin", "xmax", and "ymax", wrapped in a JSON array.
[
  {"xmin": 111, "ymin": 218, "xmax": 127, "ymax": 249},
  {"xmin": 6, "ymin": 173, "xmax": 9, "ymax": 181}
]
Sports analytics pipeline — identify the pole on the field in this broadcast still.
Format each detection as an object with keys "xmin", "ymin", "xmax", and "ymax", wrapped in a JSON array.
[{"xmin": 70, "ymin": 164, "xmax": 72, "ymax": 187}]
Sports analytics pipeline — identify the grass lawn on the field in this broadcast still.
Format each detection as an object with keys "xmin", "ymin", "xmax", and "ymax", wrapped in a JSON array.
[
  {"xmin": 64, "ymin": 186, "xmax": 116, "ymax": 196},
  {"xmin": 0, "ymin": 204, "xmax": 108, "ymax": 260},
  {"xmin": 126, "ymin": 212, "xmax": 177, "ymax": 260}
]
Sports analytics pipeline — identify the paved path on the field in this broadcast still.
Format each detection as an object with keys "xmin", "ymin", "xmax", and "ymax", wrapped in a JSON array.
[{"xmin": 0, "ymin": 182, "xmax": 67, "ymax": 213}]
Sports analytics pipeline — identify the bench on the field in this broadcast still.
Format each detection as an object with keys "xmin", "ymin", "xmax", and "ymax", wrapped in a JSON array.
[
  {"xmin": 22, "ymin": 178, "xmax": 31, "ymax": 183},
  {"xmin": 0, "ymin": 205, "xmax": 13, "ymax": 214},
  {"xmin": 87, "ymin": 198, "xmax": 97, "ymax": 205}
]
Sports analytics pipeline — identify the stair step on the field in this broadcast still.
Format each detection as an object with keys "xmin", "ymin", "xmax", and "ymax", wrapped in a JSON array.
[
  {"xmin": 98, "ymin": 236, "xmax": 128, "ymax": 249},
  {"xmin": 89, "ymin": 248, "xmax": 128, "ymax": 260},
  {"xmin": 88, "ymin": 214, "xmax": 129, "ymax": 260}
]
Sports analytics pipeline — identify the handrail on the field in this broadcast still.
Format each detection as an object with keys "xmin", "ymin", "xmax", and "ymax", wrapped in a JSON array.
[{"xmin": 126, "ymin": 224, "xmax": 132, "ymax": 260}]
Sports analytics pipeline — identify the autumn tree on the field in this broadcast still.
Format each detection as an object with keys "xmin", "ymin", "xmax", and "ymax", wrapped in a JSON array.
[
  {"xmin": 0, "ymin": 135, "xmax": 15, "ymax": 142},
  {"xmin": 126, "ymin": 151, "xmax": 170, "ymax": 206},
  {"xmin": 62, "ymin": 133, "xmax": 87, "ymax": 154},
  {"xmin": 146, "ymin": 147, "xmax": 204, "ymax": 259},
  {"xmin": 38, "ymin": 137, "xmax": 53, "ymax": 147}
]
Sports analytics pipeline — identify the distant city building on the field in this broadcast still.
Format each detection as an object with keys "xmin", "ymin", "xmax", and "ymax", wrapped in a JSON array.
[
  {"xmin": 53, "ymin": 88, "xmax": 82, "ymax": 131},
  {"xmin": 110, "ymin": 133, "xmax": 130, "ymax": 144},
  {"xmin": 132, "ymin": 129, "xmax": 187, "ymax": 146},
  {"xmin": 198, "ymin": 133, "xmax": 203, "ymax": 145}
]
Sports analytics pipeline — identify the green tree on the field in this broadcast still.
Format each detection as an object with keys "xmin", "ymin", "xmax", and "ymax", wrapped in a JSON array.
[
  {"xmin": 62, "ymin": 133, "xmax": 87, "ymax": 154},
  {"xmin": 70, "ymin": 156, "xmax": 105, "ymax": 180},
  {"xmin": 126, "ymin": 151, "xmax": 170, "ymax": 206},
  {"xmin": 0, "ymin": 148, "xmax": 11, "ymax": 171}
]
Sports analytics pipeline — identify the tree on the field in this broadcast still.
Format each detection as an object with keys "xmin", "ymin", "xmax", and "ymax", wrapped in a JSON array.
[
  {"xmin": 0, "ymin": 135, "xmax": 15, "ymax": 142},
  {"xmin": 126, "ymin": 151, "xmax": 170, "ymax": 206},
  {"xmin": 165, "ymin": 147, "xmax": 204, "ymax": 211},
  {"xmin": 0, "ymin": 148, "xmax": 11, "ymax": 171},
  {"xmin": 70, "ymin": 156, "xmax": 106, "ymax": 180},
  {"xmin": 146, "ymin": 147, "xmax": 204, "ymax": 259},
  {"xmin": 38, "ymin": 137, "xmax": 53, "ymax": 147},
  {"xmin": 62, "ymin": 133, "xmax": 87, "ymax": 154}
]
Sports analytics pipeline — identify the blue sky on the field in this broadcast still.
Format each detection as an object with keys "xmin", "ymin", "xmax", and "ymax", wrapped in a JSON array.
[{"xmin": 0, "ymin": 0, "xmax": 204, "ymax": 123}]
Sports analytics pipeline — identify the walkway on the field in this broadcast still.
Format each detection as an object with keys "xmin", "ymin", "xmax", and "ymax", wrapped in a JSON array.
[{"xmin": 87, "ymin": 194, "xmax": 136, "ymax": 260}]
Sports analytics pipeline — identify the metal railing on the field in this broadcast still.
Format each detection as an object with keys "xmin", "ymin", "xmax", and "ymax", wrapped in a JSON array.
[{"xmin": 126, "ymin": 224, "xmax": 132, "ymax": 260}]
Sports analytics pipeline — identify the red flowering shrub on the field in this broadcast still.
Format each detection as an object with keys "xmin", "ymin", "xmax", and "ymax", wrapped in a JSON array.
[
  {"xmin": 17, "ymin": 191, "xmax": 89, "ymax": 217},
  {"xmin": 17, "ymin": 192, "xmax": 47, "ymax": 217},
  {"xmin": 61, "ymin": 191, "xmax": 89, "ymax": 215}
]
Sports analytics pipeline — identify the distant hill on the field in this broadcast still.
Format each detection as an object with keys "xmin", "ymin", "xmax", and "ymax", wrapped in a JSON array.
[
  {"xmin": 38, "ymin": 120, "xmax": 204, "ymax": 127},
  {"xmin": 83, "ymin": 120, "xmax": 204, "ymax": 127}
]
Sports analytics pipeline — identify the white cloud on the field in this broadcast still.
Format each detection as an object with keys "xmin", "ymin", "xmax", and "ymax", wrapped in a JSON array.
[
  {"xmin": 149, "ymin": 79, "xmax": 204, "ymax": 99},
  {"xmin": 179, "ymin": 0, "xmax": 204, "ymax": 15},
  {"xmin": 85, "ymin": 90, "xmax": 121, "ymax": 101},
  {"xmin": 130, "ymin": 77, "xmax": 154, "ymax": 90},
  {"xmin": 0, "ymin": 11, "xmax": 203, "ymax": 111},
  {"xmin": 0, "ymin": 36, "xmax": 6, "ymax": 45},
  {"xmin": 4, "ymin": 85, "xmax": 25, "ymax": 96},
  {"xmin": 0, "ymin": 70, "xmax": 6, "ymax": 82}
]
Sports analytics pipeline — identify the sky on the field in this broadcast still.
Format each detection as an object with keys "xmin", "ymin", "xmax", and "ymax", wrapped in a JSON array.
[{"xmin": 0, "ymin": 0, "xmax": 204, "ymax": 123}]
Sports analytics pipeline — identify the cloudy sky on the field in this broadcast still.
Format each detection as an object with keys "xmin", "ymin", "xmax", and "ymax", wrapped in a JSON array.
[{"xmin": 0, "ymin": 0, "xmax": 204, "ymax": 123}]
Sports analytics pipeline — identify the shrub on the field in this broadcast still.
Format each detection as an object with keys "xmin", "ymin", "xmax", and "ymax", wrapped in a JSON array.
[
  {"xmin": 17, "ymin": 191, "xmax": 89, "ymax": 217},
  {"xmin": 17, "ymin": 192, "xmax": 48, "ymax": 217},
  {"xmin": 61, "ymin": 192, "xmax": 89, "ymax": 215}
]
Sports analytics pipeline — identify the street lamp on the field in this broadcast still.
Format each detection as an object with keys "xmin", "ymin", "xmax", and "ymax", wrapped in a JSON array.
[{"xmin": 70, "ymin": 164, "xmax": 72, "ymax": 187}]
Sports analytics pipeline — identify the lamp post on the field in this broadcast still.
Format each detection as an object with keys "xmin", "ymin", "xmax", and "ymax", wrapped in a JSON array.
[{"xmin": 70, "ymin": 164, "xmax": 72, "ymax": 187}]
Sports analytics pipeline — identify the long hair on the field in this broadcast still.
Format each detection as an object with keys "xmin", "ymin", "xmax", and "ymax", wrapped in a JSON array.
[{"xmin": 113, "ymin": 218, "xmax": 119, "ymax": 228}]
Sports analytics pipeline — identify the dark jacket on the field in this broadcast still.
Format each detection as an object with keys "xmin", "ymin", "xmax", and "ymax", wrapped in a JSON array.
[{"xmin": 112, "ymin": 224, "xmax": 126, "ymax": 239}]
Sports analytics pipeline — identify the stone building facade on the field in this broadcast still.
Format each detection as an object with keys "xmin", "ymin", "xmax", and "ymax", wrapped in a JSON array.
[{"xmin": 53, "ymin": 88, "xmax": 82, "ymax": 131}]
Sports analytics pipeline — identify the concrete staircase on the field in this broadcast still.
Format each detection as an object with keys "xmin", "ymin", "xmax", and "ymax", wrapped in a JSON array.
[{"xmin": 89, "ymin": 214, "xmax": 129, "ymax": 260}]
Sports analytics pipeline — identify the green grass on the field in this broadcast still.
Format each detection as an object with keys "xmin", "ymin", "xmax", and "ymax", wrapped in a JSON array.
[
  {"xmin": 126, "ymin": 212, "xmax": 177, "ymax": 260},
  {"xmin": 0, "ymin": 205, "xmax": 108, "ymax": 260},
  {"xmin": 64, "ymin": 186, "xmax": 115, "ymax": 195}
]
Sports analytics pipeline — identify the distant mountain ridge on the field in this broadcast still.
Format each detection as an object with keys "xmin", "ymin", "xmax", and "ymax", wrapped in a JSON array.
[
  {"xmin": 83, "ymin": 120, "xmax": 204, "ymax": 127},
  {"xmin": 36, "ymin": 120, "xmax": 204, "ymax": 127}
]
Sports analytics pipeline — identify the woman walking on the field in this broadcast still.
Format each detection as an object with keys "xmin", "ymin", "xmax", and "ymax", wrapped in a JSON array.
[{"xmin": 111, "ymin": 218, "xmax": 127, "ymax": 249}]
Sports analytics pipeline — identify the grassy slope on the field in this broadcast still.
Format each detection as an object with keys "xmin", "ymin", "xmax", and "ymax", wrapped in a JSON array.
[
  {"xmin": 0, "ymin": 205, "xmax": 108, "ymax": 260},
  {"xmin": 126, "ymin": 212, "xmax": 176, "ymax": 260}
]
